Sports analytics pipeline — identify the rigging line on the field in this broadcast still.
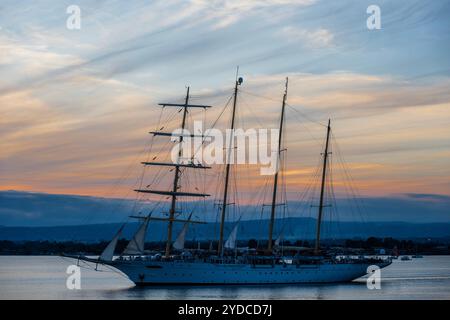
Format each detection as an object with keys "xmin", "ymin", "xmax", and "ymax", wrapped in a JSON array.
[
  {"xmin": 213, "ymin": 167, "xmax": 225, "ymax": 206},
  {"xmin": 251, "ymin": 175, "xmax": 270, "ymax": 220},
  {"xmin": 240, "ymin": 171, "xmax": 267, "ymax": 218},
  {"xmin": 281, "ymin": 149, "xmax": 289, "ymax": 224},
  {"xmin": 256, "ymin": 172, "xmax": 274, "ymax": 243},
  {"xmin": 285, "ymin": 103, "xmax": 327, "ymax": 128},
  {"xmin": 295, "ymin": 153, "xmax": 323, "ymax": 207},
  {"xmin": 150, "ymin": 133, "xmax": 175, "ymax": 156},
  {"xmin": 325, "ymin": 154, "xmax": 334, "ymax": 240},
  {"xmin": 206, "ymin": 93, "xmax": 239, "ymax": 243},
  {"xmin": 268, "ymin": 128, "xmax": 288, "ymax": 239},
  {"xmin": 297, "ymin": 181, "xmax": 313, "ymax": 210},
  {"xmin": 284, "ymin": 113, "xmax": 324, "ymax": 148},
  {"xmin": 240, "ymin": 89, "xmax": 281, "ymax": 103},
  {"xmin": 230, "ymin": 92, "xmax": 249, "ymax": 223},
  {"xmin": 182, "ymin": 174, "xmax": 202, "ymax": 218},
  {"xmin": 199, "ymin": 106, "xmax": 208, "ymax": 221},
  {"xmin": 231, "ymin": 163, "xmax": 239, "ymax": 223},
  {"xmin": 130, "ymin": 112, "xmax": 165, "ymax": 211},
  {"xmin": 298, "ymin": 164, "xmax": 319, "ymax": 203},
  {"xmin": 135, "ymin": 189, "xmax": 168, "ymax": 214},
  {"xmin": 329, "ymin": 152, "xmax": 344, "ymax": 241},
  {"xmin": 331, "ymin": 137, "xmax": 369, "ymax": 242},
  {"xmin": 131, "ymin": 140, "xmax": 160, "ymax": 215},
  {"xmin": 96, "ymin": 263, "xmax": 132, "ymax": 279},
  {"xmin": 232, "ymin": 161, "xmax": 270, "ymax": 237},
  {"xmin": 211, "ymin": 92, "xmax": 233, "ymax": 130},
  {"xmin": 331, "ymin": 132, "xmax": 370, "ymax": 236},
  {"xmin": 300, "ymin": 154, "xmax": 323, "ymax": 235},
  {"xmin": 155, "ymin": 106, "xmax": 181, "ymax": 130},
  {"xmin": 213, "ymin": 164, "xmax": 225, "ymax": 206},
  {"xmin": 132, "ymin": 119, "xmax": 183, "ymax": 216},
  {"xmin": 330, "ymin": 131, "xmax": 366, "ymax": 214},
  {"xmin": 145, "ymin": 167, "xmax": 171, "ymax": 192},
  {"xmin": 142, "ymin": 140, "xmax": 177, "ymax": 188},
  {"xmin": 190, "ymin": 93, "xmax": 234, "ymax": 162},
  {"xmin": 147, "ymin": 105, "xmax": 165, "ymax": 158},
  {"xmin": 131, "ymin": 106, "xmax": 167, "ymax": 209},
  {"xmin": 152, "ymin": 105, "xmax": 202, "ymax": 218},
  {"xmin": 185, "ymin": 103, "xmax": 212, "ymax": 199},
  {"xmin": 238, "ymin": 94, "xmax": 266, "ymax": 129}
]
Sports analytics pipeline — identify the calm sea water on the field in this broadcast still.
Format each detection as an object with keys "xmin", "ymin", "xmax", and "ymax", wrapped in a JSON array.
[{"xmin": 0, "ymin": 256, "xmax": 449, "ymax": 300}]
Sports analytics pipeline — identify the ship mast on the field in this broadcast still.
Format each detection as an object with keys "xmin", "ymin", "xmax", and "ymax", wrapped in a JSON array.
[
  {"xmin": 218, "ymin": 71, "xmax": 242, "ymax": 256},
  {"xmin": 267, "ymin": 77, "xmax": 288, "ymax": 252},
  {"xmin": 135, "ymin": 87, "xmax": 212, "ymax": 258},
  {"xmin": 314, "ymin": 119, "xmax": 331, "ymax": 255},
  {"xmin": 165, "ymin": 87, "xmax": 190, "ymax": 258}
]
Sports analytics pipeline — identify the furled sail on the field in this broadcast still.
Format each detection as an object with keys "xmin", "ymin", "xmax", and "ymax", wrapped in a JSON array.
[
  {"xmin": 99, "ymin": 224, "xmax": 125, "ymax": 261},
  {"xmin": 123, "ymin": 215, "xmax": 151, "ymax": 255},
  {"xmin": 274, "ymin": 223, "xmax": 286, "ymax": 247},
  {"xmin": 275, "ymin": 229, "xmax": 284, "ymax": 247},
  {"xmin": 274, "ymin": 234, "xmax": 281, "ymax": 247},
  {"xmin": 224, "ymin": 222, "xmax": 239, "ymax": 249},
  {"xmin": 173, "ymin": 213, "xmax": 192, "ymax": 250}
]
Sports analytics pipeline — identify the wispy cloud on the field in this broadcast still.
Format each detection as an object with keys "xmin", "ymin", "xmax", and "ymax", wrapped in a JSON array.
[
  {"xmin": 0, "ymin": 0, "xmax": 449, "ymax": 201},
  {"xmin": 281, "ymin": 26, "xmax": 334, "ymax": 48}
]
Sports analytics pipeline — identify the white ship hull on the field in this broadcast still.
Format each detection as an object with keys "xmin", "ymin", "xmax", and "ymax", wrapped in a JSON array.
[{"xmin": 110, "ymin": 259, "xmax": 391, "ymax": 285}]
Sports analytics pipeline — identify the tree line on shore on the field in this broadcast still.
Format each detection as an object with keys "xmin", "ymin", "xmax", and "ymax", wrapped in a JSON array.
[{"xmin": 1, "ymin": 237, "xmax": 449, "ymax": 255}]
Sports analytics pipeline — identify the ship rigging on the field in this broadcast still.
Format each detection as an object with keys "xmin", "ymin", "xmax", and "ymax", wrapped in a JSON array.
[{"xmin": 63, "ymin": 72, "xmax": 392, "ymax": 285}]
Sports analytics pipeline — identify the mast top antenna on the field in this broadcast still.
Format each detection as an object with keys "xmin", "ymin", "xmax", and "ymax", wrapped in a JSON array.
[{"xmin": 235, "ymin": 66, "xmax": 243, "ymax": 85}]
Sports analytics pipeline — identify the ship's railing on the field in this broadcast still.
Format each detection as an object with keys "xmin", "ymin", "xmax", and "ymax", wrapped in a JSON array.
[{"xmin": 115, "ymin": 253, "xmax": 391, "ymax": 265}]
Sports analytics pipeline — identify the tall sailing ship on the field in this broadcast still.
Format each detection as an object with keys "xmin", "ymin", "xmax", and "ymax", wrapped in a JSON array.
[{"xmin": 66, "ymin": 74, "xmax": 391, "ymax": 285}]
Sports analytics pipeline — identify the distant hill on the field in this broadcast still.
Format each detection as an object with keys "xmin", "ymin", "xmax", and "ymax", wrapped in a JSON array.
[
  {"xmin": 1, "ymin": 190, "xmax": 450, "ymax": 228},
  {"xmin": 1, "ymin": 190, "xmax": 450, "ymax": 242},
  {"xmin": 1, "ymin": 218, "xmax": 449, "ymax": 242}
]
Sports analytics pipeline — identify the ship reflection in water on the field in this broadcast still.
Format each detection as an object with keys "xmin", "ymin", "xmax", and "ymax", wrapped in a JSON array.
[{"xmin": 0, "ymin": 256, "xmax": 449, "ymax": 300}]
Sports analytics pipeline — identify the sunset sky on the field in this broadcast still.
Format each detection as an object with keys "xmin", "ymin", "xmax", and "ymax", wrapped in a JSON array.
[{"xmin": 1, "ymin": 0, "xmax": 449, "ymax": 207}]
